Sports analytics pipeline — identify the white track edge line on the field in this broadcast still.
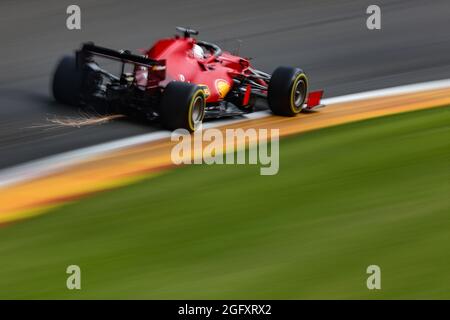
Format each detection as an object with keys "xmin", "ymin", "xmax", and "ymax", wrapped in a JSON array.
[{"xmin": 1, "ymin": 78, "xmax": 449, "ymax": 188}]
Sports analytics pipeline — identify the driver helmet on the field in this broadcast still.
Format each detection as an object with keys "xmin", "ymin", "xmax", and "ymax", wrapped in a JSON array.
[{"xmin": 193, "ymin": 44, "xmax": 205, "ymax": 59}]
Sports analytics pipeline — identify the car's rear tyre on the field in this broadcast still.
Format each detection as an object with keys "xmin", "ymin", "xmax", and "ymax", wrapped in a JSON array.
[
  {"xmin": 160, "ymin": 81, "xmax": 206, "ymax": 132},
  {"xmin": 268, "ymin": 66, "xmax": 308, "ymax": 116},
  {"xmin": 52, "ymin": 55, "xmax": 83, "ymax": 106}
]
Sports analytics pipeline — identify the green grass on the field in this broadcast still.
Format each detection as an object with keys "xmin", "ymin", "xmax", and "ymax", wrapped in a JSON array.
[{"xmin": 0, "ymin": 106, "xmax": 449, "ymax": 299}]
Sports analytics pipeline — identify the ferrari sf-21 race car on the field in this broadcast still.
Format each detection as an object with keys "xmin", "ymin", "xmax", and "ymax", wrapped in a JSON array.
[{"xmin": 52, "ymin": 27, "xmax": 325, "ymax": 131}]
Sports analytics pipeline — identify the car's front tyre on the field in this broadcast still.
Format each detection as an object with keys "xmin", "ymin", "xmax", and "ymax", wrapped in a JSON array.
[{"xmin": 268, "ymin": 66, "xmax": 308, "ymax": 116}]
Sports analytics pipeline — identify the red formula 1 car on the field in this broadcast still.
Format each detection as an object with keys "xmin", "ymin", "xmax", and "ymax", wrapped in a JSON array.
[{"xmin": 52, "ymin": 27, "xmax": 324, "ymax": 131}]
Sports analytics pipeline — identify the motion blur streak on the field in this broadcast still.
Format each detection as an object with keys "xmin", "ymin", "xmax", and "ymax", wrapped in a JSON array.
[
  {"xmin": 1, "ymin": 87, "xmax": 450, "ymax": 224},
  {"xmin": 43, "ymin": 114, "xmax": 125, "ymax": 128},
  {"xmin": 0, "ymin": 0, "xmax": 449, "ymax": 169}
]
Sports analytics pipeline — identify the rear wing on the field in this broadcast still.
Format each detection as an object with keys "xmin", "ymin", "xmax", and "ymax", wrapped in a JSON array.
[{"xmin": 76, "ymin": 42, "xmax": 165, "ymax": 70}]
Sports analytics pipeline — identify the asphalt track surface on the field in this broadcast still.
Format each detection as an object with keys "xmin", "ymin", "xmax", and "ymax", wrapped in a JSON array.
[{"xmin": 0, "ymin": 0, "xmax": 449, "ymax": 169}]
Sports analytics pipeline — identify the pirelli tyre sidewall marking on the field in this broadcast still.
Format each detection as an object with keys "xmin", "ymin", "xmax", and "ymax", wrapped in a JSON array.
[
  {"xmin": 290, "ymin": 73, "xmax": 308, "ymax": 114},
  {"xmin": 188, "ymin": 89, "xmax": 205, "ymax": 131}
]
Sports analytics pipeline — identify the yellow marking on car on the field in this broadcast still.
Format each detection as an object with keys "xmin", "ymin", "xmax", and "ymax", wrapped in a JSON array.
[{"xmin": 215, "ymin": 79, "xmax": 231, "ymax": 98}]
